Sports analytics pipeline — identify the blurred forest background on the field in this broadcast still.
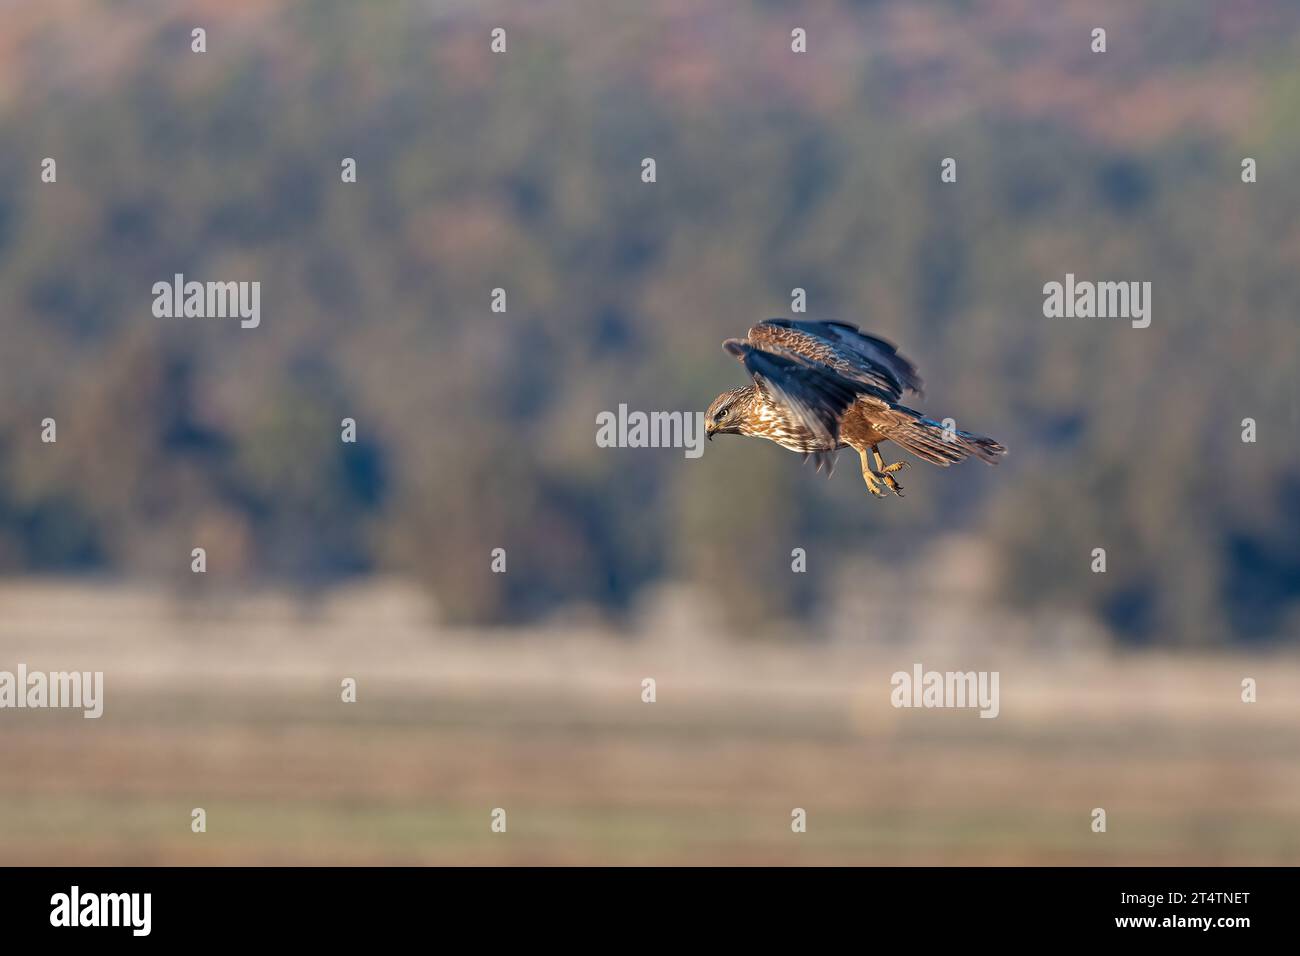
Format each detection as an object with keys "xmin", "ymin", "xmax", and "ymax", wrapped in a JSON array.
[
  {"xmin": 1, "ymin": 0, "xmax": 1299, "ymax": 867},
  {"xmin": 0, "ymin": 0, "xmax": 1298, "ymax": 647}
]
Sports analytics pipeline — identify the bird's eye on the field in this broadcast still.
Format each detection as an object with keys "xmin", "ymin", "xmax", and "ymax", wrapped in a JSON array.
[{"xmin": 713, "ymin": 409, "xmax": 727, "ymax": 422}]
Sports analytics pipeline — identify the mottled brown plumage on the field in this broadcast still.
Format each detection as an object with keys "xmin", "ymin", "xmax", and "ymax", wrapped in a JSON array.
[{"xmin": 705, "ymin": 320, "xmax": 1005, "ymax": 497}]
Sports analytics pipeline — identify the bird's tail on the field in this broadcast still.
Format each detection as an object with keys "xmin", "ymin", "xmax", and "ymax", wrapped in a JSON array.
[{"xmin": 875, "ymin": 405, "xmax": 1006, "ymax": 467}]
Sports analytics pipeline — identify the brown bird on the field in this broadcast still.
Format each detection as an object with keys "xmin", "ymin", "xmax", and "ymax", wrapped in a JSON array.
[{"xmin": 705, "ymin": 320, "xmax": 1005, "ymax": 497}]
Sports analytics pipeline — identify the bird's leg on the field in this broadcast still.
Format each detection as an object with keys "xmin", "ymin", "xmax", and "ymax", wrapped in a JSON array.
[
  {"xmin": 857, "ymin": 448, "xmax": 887, "ymax": 498},
  {"xmin": 870, "ymin": 444, "xmax": 907, "ymax": 496}
]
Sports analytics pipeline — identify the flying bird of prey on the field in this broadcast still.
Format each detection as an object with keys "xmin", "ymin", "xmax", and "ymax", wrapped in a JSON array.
[{"xmin": 705, "ymin": 320, "xmax": 1005, "ymax": 497}]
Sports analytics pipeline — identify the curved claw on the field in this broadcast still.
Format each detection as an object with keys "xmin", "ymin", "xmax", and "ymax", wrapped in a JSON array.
[{"xmin": 863, "ymin": 470, "xmax": 897, "ymax": 498}]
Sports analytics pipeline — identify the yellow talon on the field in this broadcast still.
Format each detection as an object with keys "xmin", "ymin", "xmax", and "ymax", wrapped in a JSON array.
[{"xmin": 862, "ymin": 471, "xmax": 886, "ymax": 497}]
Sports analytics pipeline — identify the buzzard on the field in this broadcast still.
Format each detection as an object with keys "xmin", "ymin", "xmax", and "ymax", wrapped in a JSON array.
[{"xmin": 705, "ymin": 320, "xmax": 1005, "ymax": 497}]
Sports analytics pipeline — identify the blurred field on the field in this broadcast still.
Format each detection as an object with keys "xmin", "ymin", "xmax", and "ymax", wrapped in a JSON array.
[{"xmin": 2, "ymin": 579, "xmax": 1297, "ymax": 865}]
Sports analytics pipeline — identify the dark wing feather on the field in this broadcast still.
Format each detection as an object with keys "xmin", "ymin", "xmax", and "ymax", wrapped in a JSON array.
[
  {"xmin": 802, "ymin": 450, "xmax": 840, "ymax": 476},
  {"xmin": 752, "ymin": 319, "xmax": 924, "ymax": 398},
  {"xmin": 722, "ymin": 338, "xmax": 861, "ymax": 445}
]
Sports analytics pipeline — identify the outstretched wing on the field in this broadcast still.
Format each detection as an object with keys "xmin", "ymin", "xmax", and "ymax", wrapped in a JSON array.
[
  {"xmin": 749, "ymin": 319, "xmax": 924, "ymax": 400},
  {"xmin": 722, "ymin": 338, "xmax": 862, "ymax": 446}
]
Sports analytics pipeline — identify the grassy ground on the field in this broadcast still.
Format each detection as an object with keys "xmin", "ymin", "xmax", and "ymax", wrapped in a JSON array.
[{"xmin": 1, "ymin": 581, "xmax": 1298, "ymax": 865}]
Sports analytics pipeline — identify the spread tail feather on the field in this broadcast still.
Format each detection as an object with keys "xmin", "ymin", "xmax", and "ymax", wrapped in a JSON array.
[{"xmin": 876, "ymin": 406, "xmax": 1006, "ymax": 467}]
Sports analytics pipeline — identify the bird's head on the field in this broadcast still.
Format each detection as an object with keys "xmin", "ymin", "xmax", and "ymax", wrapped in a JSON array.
[{"xmin": 705, "ymin": 386, "xmax": 755, "ymax": 439}]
